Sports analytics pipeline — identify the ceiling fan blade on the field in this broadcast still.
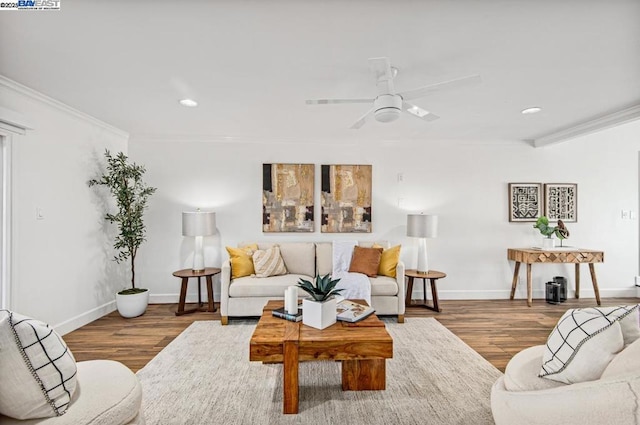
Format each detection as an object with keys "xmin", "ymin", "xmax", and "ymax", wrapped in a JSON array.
[
  {"xmin": 399, "ymin": 74, "xmax": 481, "ymax": 101},
  {"xmin": 350, "ymin": 107, "xmax": 376, "ymax": 129},
  {"xmin": 403, "ymin": 102, "xmax": 440, "ymax": 122},
  {"xmin": 306, "ymin": 98, "xmax": 374, "ymax": 105},
  {"xmin": 368, "ymin": 57, "xmax": 392, "ymax": 81}
]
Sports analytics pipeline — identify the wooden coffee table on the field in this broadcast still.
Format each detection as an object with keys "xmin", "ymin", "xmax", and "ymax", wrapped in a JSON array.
[{"xmin": 250, "ymin": 300, "xmax": 393, "ymax": 414}]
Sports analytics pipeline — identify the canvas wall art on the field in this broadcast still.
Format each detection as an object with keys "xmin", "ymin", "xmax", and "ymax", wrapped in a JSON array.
[
  {"xmin": 262, "ymin": 163, "xmax": 314, "ymax": 232},
  {"xmin": 321, "ymin": 164, "xmax": 372, "ymax": 233},
  {"xmin": 544, "ymin": 183, "xmax": 577, "ymax": 222},
  {"xmin": 508, "ymin": 183, "xmax": 542, "ymax": 222}
]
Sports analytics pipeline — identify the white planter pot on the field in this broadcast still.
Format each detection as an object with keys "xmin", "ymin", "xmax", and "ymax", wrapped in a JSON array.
[
  {"xmin": 115, "ymin": 289, "xmax": 149, "ymax": 318},
  {"xmin": 302, "ymin": 297, "xmax": 337, "ymax": 330},
  {"xmin": 542, "ymin": 238, "xmax": 555, "ymax": 249}
]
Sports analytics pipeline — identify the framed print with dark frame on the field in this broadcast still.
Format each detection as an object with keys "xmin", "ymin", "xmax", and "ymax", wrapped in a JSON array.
[
  {"xmin": 262, "ymin": 163, "xmax": 314, "ymax": 232},
  {"xmin": 508, "ymin": 183, "xmax": 542, "ymax": 222},
  {"xmin": 321, "ymin": 164, "xmax": 372, "ymax": 233},
  {"xmin": 544, "ymin": 183, "xmax": 577, "ymax": 222}
]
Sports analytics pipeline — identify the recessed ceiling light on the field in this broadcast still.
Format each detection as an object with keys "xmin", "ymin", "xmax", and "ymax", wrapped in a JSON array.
[
  {"xmin": 179, "ymin": 99, "xmax": 198, "ymax": 107},
  {"xmin": 521, "ymin": 107, "xmax": 541, "ymax": 114}
]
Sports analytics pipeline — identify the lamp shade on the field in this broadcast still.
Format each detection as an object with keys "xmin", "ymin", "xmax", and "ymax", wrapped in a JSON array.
[
  {"xmin": 407, "ymin": 214, "xmax": 438, "ymax": 238},
  {"xmin": 182, "ymin": 211, "xmax": 216, "ymax": 237}
]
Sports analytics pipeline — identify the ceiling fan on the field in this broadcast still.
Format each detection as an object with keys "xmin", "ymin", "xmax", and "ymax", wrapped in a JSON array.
[{"xmin": 305, "ymin": 57, "xmax": 481, "ymax": 129}]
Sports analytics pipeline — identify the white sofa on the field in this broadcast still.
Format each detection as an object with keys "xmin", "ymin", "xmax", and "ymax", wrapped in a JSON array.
[
  {"xmin": 491, "ymin": 340, "xmax": 640, "ymax": 425},
  {"xmin": 220, "ymin": 241, "xmax": 405, "ymax": 324}
]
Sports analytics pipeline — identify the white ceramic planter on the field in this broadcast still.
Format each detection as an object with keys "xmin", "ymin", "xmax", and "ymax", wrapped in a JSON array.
[
  {"xmin": 115, "ymin": 289, "xmax": 149, "ymax": 318},
  {"xmin": 302, "ymin": 297, "xmax": 337, "ymax": 330},
  {"xmin": 542, "ymin": 237, "xmax": 555, "ymax": 249}
]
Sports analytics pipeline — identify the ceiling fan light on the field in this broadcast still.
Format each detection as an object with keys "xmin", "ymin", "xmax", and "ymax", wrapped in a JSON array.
[{"xmin": 375, "ymin": 108, "xmax": 401, "ymax": 123}]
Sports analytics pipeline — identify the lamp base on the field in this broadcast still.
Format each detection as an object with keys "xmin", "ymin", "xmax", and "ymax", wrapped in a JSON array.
[
  {"xmin": 192, "ymin": 236, "xmax": 205, "ymax": 272},
  {"xmin": 416, "ymin": 238, "xmax": 429, "ymax": 274}
]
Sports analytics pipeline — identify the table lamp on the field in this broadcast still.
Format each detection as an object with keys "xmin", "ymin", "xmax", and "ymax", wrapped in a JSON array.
[
  {"xmin": 407, "ymin": 213, "xmax": 438, "ymax": 274},
  {"xmin": 182, "ymin": 210, "xmax": 216, "ymax": 272}
]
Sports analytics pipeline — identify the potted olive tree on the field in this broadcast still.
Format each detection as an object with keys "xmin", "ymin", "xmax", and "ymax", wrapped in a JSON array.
[{"xmin": 89, "ymin": 150, "xmax": 156, "ymax": 318}]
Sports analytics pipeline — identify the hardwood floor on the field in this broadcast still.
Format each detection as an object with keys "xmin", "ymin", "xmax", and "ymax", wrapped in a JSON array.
[{"xmin": 63, "ymin": 297, "xmax": 636, "ymax": 373}]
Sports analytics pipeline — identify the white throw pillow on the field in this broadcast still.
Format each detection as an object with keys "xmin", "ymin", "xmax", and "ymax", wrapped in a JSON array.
[
  {"xmin": 252, "ymin": 245, "xmax": 287, "ymax": 278},
  {"xmin": 538, "ymin": 306, "xmax": 637, "ymax": 384},
  {"xmin": 601, "ymin": 337, "xmax": 640, "ymax": 379},
  {"xmin": 0, "ymin": 310, "xmax": 77, "ymax": 419}
]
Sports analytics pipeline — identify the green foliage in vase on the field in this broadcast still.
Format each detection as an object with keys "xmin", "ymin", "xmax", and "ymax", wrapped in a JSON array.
[
  {"xmin": 534, "ymin": 216, "xmax": 570, "ymax": 240},
  {"xmin": 297, "ymin": 274, "xmax": 343, "ymax": 302},
  {"xmin": 88, "ymin": 150, "xmax": 156, "ymax": 290}
]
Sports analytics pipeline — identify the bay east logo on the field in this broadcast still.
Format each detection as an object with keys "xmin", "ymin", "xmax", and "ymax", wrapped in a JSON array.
[{"xmin": 0, "ymin": 0, "xmax": 61, "ymax": 10}]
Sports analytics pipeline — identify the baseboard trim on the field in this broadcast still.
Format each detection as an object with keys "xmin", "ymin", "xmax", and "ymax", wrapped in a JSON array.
[
  {"xmin": 55, "ymin": 301, "xmax": 116, "ymax": 336},
  {"xmin": 414, "ymin": 287, "xmax": 638, "ymax": 300}
]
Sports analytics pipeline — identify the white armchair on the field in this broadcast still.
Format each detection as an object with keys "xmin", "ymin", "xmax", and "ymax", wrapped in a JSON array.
[{"xmin": 491, "ymin": 342, "xmax": 640, "ymax": 425}]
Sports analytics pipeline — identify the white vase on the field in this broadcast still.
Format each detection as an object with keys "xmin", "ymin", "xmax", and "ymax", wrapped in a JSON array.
[
  {"xmin": 542, "ymin": 238, "xmax": 555, "ymax": 249},
  {"xmin": 115, "ymin": 289, "xmax": 149, "ymax": 318},
  {"xmin": 302, "ymin": 297, "xmax": 337, "ymax": 330}
]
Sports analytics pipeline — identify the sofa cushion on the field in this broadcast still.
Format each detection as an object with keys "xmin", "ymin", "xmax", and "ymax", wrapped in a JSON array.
[
  {"xmin": 229, "ymin": 274, "xmax": 312, "ymax": 297},
  {"xmin": 349, "ymin": 246, "xmax": 383, "ymax": 277},
  {"xmin": 369, "ymin": 276, "xmax": 399, "ymax": 296},
  {"xmin": 375, "ymin": 244, "xmax": 401, "ymax": 278},
  {"xmin": 226, "ymin": 243, "xmax": 258, "ymax": 279},
  {"xmin": 255, "ymin": 243, "xmax": 315, "ymax": 277},
  {"xmin": 601, "ymin": 337, "xmax": 640, "ymax": 379},
  {"xmin": 252, "ymin": 245, "xmax": 287, "ymax": 278},
  {"xmin": 316, "ymin": 242, "xmax": 332, "ymax": 276},
  {"xmin": 503, "ymin": 345, "xmax": 566, "ymax": 392},
  {"xmin": 0, "ymin": 310, "xmax": 77, "ymax": 420},
  {"xmin": 539, "ymin": 306, "xmax": 630, "ymax": 384}
]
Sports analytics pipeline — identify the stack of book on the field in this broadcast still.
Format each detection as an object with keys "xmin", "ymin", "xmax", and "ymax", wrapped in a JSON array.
[{"xmin": 272, "ymin": 306, "xmax": 302, "ymax": 322}]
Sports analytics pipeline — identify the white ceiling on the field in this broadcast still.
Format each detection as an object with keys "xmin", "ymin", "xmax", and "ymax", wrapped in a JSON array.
[{"xmin": 1, "ymin": 0, "xmax": 639, "ymax": 145}]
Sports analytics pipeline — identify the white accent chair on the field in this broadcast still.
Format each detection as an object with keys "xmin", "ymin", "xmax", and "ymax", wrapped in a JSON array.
[
  {"xmin": 491, "ymin": 341, "xmax": 640, "ymax": 425},
  {"xmin": 0, "ymin": 360, "xmax": 144, "ymax": 425}
]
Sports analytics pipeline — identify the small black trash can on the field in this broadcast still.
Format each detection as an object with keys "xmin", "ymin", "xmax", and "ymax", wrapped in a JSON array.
[
  {"xmin": 546, "ymin": 281, "xmax": 561, "ymax": 304},
  {"xmin": 553, "ymin": 276, "xmax": 567, "ymax": 302}
]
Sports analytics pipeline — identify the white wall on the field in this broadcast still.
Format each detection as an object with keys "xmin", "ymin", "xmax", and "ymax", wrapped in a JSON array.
[
  {"xmin": 130, "ymin": 120, "xmax": 640, "ymax": 305},
  {"xmin": 0, "ymin": 78, "xmax": 129, "ymax": 333}
]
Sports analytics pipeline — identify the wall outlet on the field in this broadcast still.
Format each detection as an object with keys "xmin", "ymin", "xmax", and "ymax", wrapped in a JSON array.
[
  {"xmin": 635, "ymin": 276, "xmax": 640, "ymax": 286},
  {"xmin": 622, "ymin": 210, "xmax": 630, "ymax": 219}
]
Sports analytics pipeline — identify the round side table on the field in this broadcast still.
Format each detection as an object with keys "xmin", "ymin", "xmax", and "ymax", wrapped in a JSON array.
[
  {"xmin": 405, "ymin": 269, "xmax": 447, "ymax": 312},
  {"xmin": 172, "ymin": 267, "xmax": 221, "ymax": 316}
]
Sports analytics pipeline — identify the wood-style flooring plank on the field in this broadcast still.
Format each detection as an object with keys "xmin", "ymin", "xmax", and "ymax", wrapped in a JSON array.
[{"xmin": 63, "ymin": 297, "xmax": 636, "ymax": 373}]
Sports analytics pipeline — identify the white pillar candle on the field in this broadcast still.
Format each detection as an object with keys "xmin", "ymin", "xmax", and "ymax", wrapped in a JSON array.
[
  {"xmin": 286, "ymin": 286, "xmax": 298, "ymax": 315},
  {"xmin": 284, "ymin": 288, "xmax": 291, "ymax": 312}
]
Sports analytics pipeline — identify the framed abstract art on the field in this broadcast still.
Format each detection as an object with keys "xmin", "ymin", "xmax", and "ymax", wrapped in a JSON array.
[
  {"xmin": 262, "ymin": 163, "xmax": 314, "ymax": 232},
  {"xmin": 544, "ymin": 183, "xmax": 577, "ymax": 222},
  {"xmin": 321, "ymin": 164, "xmax": 372, "ymax": 233},
  {"xmin": 508, "ymin": 183, "xmax": 542, "ymax": 222}
]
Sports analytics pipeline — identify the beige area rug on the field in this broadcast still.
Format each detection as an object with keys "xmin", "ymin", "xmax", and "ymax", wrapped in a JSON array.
[{"xmin": 137, "ymin": 318, "xmax": 502, "ymax": 425}]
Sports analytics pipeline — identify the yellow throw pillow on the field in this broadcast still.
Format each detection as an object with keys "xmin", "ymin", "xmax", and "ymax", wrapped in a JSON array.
[
  {"xmin": 226, "ymin": 243, "xmax": 259, "ymax": 279},
  {"xmin": 374, "ymin": 244, "xmax": 401, "ymax": 278}
]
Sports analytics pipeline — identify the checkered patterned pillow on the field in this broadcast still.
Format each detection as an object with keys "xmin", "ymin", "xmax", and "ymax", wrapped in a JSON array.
[
  {"xmin": 0, "ymin": 310, "xmax": 77, "ymax": 419},
  {"xmin": 539, "ymin": 305, "xmax": 639, "ymax": 384}
]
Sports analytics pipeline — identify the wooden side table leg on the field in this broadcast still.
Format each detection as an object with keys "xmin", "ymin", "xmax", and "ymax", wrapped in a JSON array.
[
  {"xmin": 430, "ymin": 278, "xmax": 440, "ymax": 312},
  {"xmin": 575, "ymin": 264, "xmax": 581, "ymax": 299},
  {"xmin": 176, "ymin": 277, "xmax": 189, "ymax": 316},
  {"xmin": 510, "ymin": 262, "xmax": 521, "ymax": 300},
  {"xmin": 589, "ymin": 263, "xmax": 602, "ymax": 306},
  {"xmin": 526, "ymin": 263, "xmax": 532, "ymax": 307},
  {"xmin": 197, "ymin": 276, "xmax": 202, "ymax": 307},
  {"xmin": 206, "ymin": 275, "xmax": 215, "ymax": 312},
  {"xmin": 405, "ymin": 277, "xmax": 415, "ymax": 306},
  {"xmin": 422, "ymin": 278, "xmax": 427, "ymax": 304}
]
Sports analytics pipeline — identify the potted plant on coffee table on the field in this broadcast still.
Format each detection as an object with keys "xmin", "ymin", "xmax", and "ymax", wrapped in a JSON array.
[
  {"xmin": 89, "ymin": 150, "xmax": 157, "ymax": 318},
  {"xmin": 297, "ymin": 274, "xmax": 343, "ymax": 330}
]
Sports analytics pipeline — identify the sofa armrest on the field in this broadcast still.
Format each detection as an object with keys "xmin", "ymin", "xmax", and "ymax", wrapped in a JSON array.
[
  {"xmin": 395, "ymin": 260, "xmax": 405, "ymax": 315},
  {"xmin": 220, "ymin": 260, "xmax": 231, "ymax": 320}
]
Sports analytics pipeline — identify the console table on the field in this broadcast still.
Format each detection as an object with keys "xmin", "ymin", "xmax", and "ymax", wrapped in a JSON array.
[{"xmin": 507, "ymin": 248, "xmax": 604, "ymax": 307}]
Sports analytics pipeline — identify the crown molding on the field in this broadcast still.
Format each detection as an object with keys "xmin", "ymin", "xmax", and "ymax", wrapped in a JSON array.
[
  {"xmin": 532, "ymin": 104, "xmax": 640, "ymax": 148},
  {"xmin": 0, "ymin": 75, "xmax": 129, "ymax": 140}
]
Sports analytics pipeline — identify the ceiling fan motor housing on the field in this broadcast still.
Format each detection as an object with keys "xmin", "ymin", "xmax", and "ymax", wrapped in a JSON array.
[{"xmin": 374, "ymin": 94, "xmax": 402, "ymax": 123}]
